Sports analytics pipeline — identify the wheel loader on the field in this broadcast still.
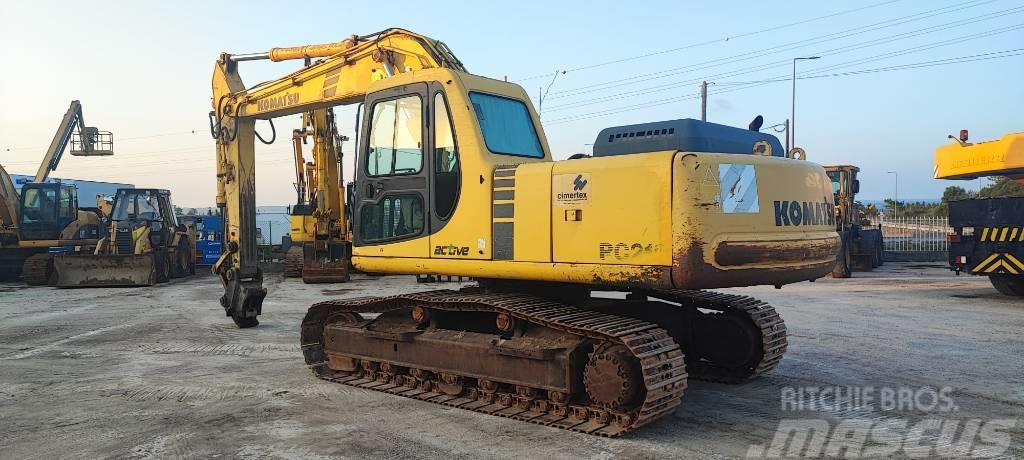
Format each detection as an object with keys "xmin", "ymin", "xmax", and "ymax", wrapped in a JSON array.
[
  {"xmin": 210, "ymin": 29, "xmax": 839, "ymax": 436},
  {"xmin": 0, "ymin": 100, "xmax": 113, "ymax": 285},
  {"xmin": 53, "ymin": 188, "xmax": 196, "ymax": 287},
  {"xmin": 826, "ymin": 165, "xmax": 884, "ymax": 278}
]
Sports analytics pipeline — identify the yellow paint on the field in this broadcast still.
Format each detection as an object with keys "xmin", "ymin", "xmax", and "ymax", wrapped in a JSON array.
[
  {"xmin": 981, "ymin": 228, "xmax": 991, "ymax": 242},
  {"xmin": 290, "ymin": 214, "xmax": 315, "ymax": 243},
  {"xmin": 551, "ymin": 153, "xmax": 673, "ymax": 266},
  {"xmin": 215, "ymin": 29, "xmax": 840, "ymax": 292},
  {"xmin": 512, "ymin": 163, "xmax": 553, "ymax": 262},
  {"xmin": 934, "ymin": 132, "xmax": 1024, "ymax": 180},
  {"xmin": 974, "ymin": 253, "xmax": 1001, "ymax": 272}
]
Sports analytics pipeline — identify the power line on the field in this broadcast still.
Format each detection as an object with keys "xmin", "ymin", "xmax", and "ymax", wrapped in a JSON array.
[
  {"xmin": 544, "ymin": 48, "xmax": 1024, "ymax": 124},
  {"xmin": 544, "ymin": 0, "xmax": 1005, "ymax": 102},
  {"xmin": 513, "ymin": 0, "xmax": 906, "ymax": 82},
  {"xmin": 541, "ymin": 17, "xmax": 1024, "ymax": 114}
]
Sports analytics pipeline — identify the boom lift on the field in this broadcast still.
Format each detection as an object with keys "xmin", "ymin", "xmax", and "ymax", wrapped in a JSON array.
[
  {"xmin": 935, "ymin": 131, "xmax": 1024, "ymax": 296},
  {"xmin": 0, "ymin": 100, "xmax": 113, "ymax": 284},
  {"xmin": 283, "ymin": 108, "xmax": 351, "ymax": 283},
  {"xmin": 211, "ymin": 29, "xmax": 839, "ymax": 435}
]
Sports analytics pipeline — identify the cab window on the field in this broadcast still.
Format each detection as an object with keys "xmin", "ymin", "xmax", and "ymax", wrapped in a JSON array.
[
  {"xmin": 360, "ymin": 194, "xmax": 424, "ymax": 241},
  {"xmin": 366, "ymin": 95, "xmax": 423, "ymax": 176},
  {"xmin": 469, "ymin": 92, "xmax": 543, "ymax": 158},
  {"xmin": 433, "ymin": 93, "xmax": 459, "ymax": 219},
  {"xmin": 59, "ymin": 187, "xmax": 74, "ymax": 219}
]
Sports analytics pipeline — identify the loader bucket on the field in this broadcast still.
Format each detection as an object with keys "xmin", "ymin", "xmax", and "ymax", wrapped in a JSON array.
[{"xmin": 53, "ymin": 254, "xmax": 155, "ymax": 288}]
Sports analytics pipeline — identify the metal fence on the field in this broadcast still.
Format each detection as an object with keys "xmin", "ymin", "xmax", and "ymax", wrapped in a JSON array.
[{"xmin": 871, "ymin": 216, "xmax": 951, "ymax": 253}]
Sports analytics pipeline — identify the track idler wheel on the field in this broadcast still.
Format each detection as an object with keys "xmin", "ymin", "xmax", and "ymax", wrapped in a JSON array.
[{"xmin": 583, "ymin": 344, "xmax": 644, "ymax": 411}]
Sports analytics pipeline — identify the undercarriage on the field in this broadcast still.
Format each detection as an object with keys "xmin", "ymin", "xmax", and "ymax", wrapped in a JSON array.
[{"xmin": 300, "ymin": 286, "xmax": 786, "ymax": 436}]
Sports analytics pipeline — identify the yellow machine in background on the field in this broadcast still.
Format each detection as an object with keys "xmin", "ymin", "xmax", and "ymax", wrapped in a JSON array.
[
  {"xmin": 0, "ymin": 100, "xmax": 113, "ymax": 284},
  {"xmin": 211, "ymin": 28, "xmax": 838, "ymax": 435},
  {"xmin": 53, "ymin": 188, "xmax": 196, "ymax": 287},
  {"xmin": 283, "ymin": 109, "xmax": 350, "ymax": 283},
  {"xmin": 936, "ymin": 131, "xmax": 1024, "ymax": 296}
]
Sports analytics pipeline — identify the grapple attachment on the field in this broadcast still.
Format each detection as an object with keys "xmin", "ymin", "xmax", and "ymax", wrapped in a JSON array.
[{"xmin": 53, "ymin": 253, "xmax": 155, "ymax": 288}]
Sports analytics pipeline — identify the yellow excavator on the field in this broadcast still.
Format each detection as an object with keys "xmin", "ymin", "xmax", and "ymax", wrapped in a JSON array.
[
  {"xmin": 0, "ymin": 100, "xmax": 113, "ymax": 284},
  {"xmin": 211, "ymin": 29, "xmax": 838, "ymax": 436},
  {"xmin": 283, "ymin": 108, "xmax": 350, "ymax": 283}
]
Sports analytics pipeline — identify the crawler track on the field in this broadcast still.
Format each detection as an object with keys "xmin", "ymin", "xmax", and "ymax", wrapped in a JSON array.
[
  {"xmin": 302, "ymin": 290, "xmax": 687, "ymax": 436},
  {"xmin": 22, "ymin": 253, "xmax": 54, "ymax": 286},
  {"xmin": 300, "ymin": 288, "xmax": 785, "ymax": 436},
  {"xmin": 284, "ymin": 247, "xmax": 303, "ymax": 278},
  {"xmin": 642, "ymin": 289, "xmax": 787, "ymax": 383}
]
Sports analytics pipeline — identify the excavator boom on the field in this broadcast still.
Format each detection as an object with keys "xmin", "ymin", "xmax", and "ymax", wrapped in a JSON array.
[{"xmin": 211, "ymin": 28, "xmax": 462, "ymax": 324}]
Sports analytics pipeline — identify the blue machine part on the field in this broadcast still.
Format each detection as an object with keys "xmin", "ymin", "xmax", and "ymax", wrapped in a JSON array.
[
  {"xmin": 182, "ymin": 215, "xmax": 223, "ymax": 266},
  {"xmin": 593, "ymin": 118, "xmax": 786, "ymax": 158},
  {"xmin": 47, "ymin": 246, "xmax": 76, "ymax": 254}
]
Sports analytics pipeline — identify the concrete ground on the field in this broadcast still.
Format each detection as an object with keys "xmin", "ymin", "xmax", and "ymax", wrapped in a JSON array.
[{"xmin": 0, "ymin": 263, "xmax": 1021, "ymax": 459}]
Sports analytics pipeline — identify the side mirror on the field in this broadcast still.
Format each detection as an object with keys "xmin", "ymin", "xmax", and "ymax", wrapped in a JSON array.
[{"xmin": 852, "ymin": 179, "xmax": 861, "ymax": 195}]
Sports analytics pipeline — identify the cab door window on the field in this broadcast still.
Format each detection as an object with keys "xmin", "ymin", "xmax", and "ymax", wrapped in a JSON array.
[
  {"xmin": 360, "ymin": 195, "xmax": 424, "ymax": 241},
  {"xmin": 433, "ymin": 93, "xmax": 459, "ymax": 219},
  {"xmin": 366, "ymin": 95, "xmax": 423, "ymax": 176},
  {"xmin": 58, "ymin": 187, "xmax": 74, "ymax": 220}
]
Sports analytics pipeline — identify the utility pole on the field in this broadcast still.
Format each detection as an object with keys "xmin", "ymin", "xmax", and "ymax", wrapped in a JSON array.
[
  {"xmin": 700, "ymin": 81, "xmax": 708, "ymax": 121},
  {"xmin": 784, "ymin": 119, "xmax": 790, "ymax": 154},
  {"xmin": 791, "ymin": 56, "xmax": 820, "ymax": 152}
]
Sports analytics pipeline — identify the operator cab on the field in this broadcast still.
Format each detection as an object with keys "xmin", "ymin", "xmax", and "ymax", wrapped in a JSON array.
[
  {"xmin": 19, "ymin": 183, "xmax": 77, "ymax": 240},
  {"xmin": 109, "ymin": 188, "xmax": 178, "ymax": 251}
]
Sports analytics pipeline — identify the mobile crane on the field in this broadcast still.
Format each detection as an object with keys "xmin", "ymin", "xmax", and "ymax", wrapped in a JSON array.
[
  {"xmin": 283, "ymin": 108, "xmax": 350, "ymax": 283},
  {"xmin": 935, "ymin": 130, "xmax": 1024, "ymax": 296},
  {"xmin": 211, "ymin": 29, "xmax": 839, "ymax": 436},
  {"xmin": 0, "ymin": 100, "xmax": 113, "ymax": 284}
]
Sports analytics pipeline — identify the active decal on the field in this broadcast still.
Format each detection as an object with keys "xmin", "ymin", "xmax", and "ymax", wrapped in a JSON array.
[
  {"xmin": 553, "ymin": 173, "xmax": 591, "ymax": 207},
  {"xmin": 719, "ymin": 163, "xmax": 759, "ymax": 213},
  {"xmin": 773, "ymin": 200, "xmax": 835, "ymax": 227},
  {"xmin": 434, "ymin": 244, "xmax": 470, "ymax": 256},
  {"xmin": 599, "ymin": 242, "xmax": 660, "ymax": 261}
]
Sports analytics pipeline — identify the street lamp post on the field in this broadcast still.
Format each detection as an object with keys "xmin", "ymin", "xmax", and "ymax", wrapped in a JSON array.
[
  {"xmin": 887, "ymin": 171, "xmax": 898, "ymax": 220},
  {"xmin": 791, "ymin": 56, "xmax": 820, "ymax": 153}
]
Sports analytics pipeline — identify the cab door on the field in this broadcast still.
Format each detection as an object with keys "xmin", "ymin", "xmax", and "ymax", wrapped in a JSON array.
[{"xmin": 353, "ymin": 83, "xmax": 431, "ymax": 258}]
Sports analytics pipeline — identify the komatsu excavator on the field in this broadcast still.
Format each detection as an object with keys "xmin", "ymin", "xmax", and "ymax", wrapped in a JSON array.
[
  {"xmin": 282, "ymin": 108, "xmax": 351, "ymax": 283},
  {"xmin": 0, "ymin": 100, "xmax": 113, "ymax": 284},
  {"xmin": 211, "ymin": 29, "xmax": 839, "ymax": 436}
]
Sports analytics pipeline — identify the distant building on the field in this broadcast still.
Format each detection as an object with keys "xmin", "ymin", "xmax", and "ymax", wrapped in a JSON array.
[{"xmin": 11, "ymin": 174, "xmax": 133, "ymax": 206}]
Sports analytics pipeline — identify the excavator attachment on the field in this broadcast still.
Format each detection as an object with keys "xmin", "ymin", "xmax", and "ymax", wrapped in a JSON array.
[
  {"xmin": 53, "ymin": 253, "xmax": 155, "ymax": 288},
  {"xmin": 300, "ymin": 259, "xmax": 349, "ymax": 284}
]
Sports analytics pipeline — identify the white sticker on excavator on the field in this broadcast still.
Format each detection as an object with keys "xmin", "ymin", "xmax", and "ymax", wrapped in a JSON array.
[{"xmin": 719, "ymin": 164, "xmax": 759, "ymax": 213}]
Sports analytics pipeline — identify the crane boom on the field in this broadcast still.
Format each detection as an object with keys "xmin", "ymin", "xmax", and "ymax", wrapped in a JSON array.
[{"xmin": 211, "ymin": 28, "xmax": 462, "ymax": 326}]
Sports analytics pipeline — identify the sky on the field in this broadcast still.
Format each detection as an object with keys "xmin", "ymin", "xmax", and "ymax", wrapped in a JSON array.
[{"xmin": 1, "ymin": 0, "xmax": 1022, "ymax": 207}]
